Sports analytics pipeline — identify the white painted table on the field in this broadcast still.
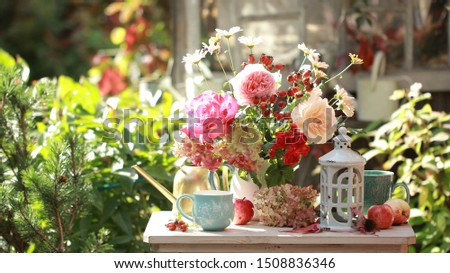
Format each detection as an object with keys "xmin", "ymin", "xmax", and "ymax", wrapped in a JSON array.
[{"xmin": 144, "ymin": 211, "xmax": 416, "ymax": 253}]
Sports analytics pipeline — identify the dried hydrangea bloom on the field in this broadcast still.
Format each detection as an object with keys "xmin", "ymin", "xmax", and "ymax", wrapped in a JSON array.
[{"xmin": 253, "ymin": 184, "xmax": 318, "ymax": 228}]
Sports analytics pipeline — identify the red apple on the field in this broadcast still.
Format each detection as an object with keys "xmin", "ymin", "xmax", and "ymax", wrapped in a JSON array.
[
  {"xmin": 367, "ymin": 204, "xmax": 394, "ymax": 229},
  {"xmin": 233, "ymin": 197, "xmax": 254, "ymax": 225},
  {"xmin": 384, "ymin": 199, "xmax": 410, "ymax": 225}
]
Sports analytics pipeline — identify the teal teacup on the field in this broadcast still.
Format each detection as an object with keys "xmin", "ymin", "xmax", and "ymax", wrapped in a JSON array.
[
  {"xmin": 176, "ymin": 190, "xmax": 234, "ymax": 231},
  {"xmin": 364, "ymin": 170, "xmax": 410, "ymax": 214}
]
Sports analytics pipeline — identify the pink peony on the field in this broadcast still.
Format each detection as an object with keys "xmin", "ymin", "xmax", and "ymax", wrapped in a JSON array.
[
  {"xmin": 184, "ymin": 90, "xmax": 238, "ymax": 142},
  {"xmin": 291, "ymin": 94, "xmax": 337, "ymax": 144},
  {"xmin": 230, "ymin": 64, "xmax": 279, "ymax": 105}
]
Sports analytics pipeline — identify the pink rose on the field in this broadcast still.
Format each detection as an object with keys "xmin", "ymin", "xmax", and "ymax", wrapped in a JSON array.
[
  {"xmin": 291, "ymin": 94, "xmax": 337, "ymax": 144},
  {"xmin": 184, "ymin": 90, "xmax": 238, "ymax": 141},
  {"xmin": 230, "ymin": 64, "xmax": 279, "ymax": 105}
]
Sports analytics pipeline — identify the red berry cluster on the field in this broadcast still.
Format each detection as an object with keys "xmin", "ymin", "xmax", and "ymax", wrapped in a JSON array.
[
  {"xmin": 243, "ymin": 53, "xmax": 285, "ymax": 72},
  {"xmin": 165, "ymin": 219, "xmax": 188, "ymax": 232},
  {"xmin": 287, "ymin": 68, "xmax": 322, "ymax": 94},
  {"xmin": 252, "ymin": 93, "xmax": 291, "ymax": 120},
  {"xmin": 268, "ymin": 123, "xmax": 310, "ymax": 166}
]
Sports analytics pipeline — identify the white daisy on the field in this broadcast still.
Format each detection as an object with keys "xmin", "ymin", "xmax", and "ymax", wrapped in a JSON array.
[
  {"xmin": 215, "ymin": 26, "xmax": 243, "ymax": 38},
  {"xmin": 202, "ymin": 36, "xmax": 221, "ymax": 55},
  {"xmin": 182, "ymin": 49, "xmax": 206, "ymax": 65},
  {"xmin": 238, "ymin": 36, "xmax": 263, "ymax": 48}
]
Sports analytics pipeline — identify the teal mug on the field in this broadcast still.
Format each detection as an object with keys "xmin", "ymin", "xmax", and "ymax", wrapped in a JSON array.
[
  {"xmin": 364, "ymin": 170, "xmax": 410, "ymax": 214},
  {"xmin": 176, "ymin": 190, "xmax": 234, "ymax": 231}
]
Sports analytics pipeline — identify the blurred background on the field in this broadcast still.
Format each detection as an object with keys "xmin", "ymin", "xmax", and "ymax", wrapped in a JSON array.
[{"xmin": 1, "ymin": 0, "xmax": 449, "ymax": 111}]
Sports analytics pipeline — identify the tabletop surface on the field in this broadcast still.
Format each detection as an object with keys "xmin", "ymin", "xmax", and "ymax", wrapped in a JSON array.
[{"xmin": 144, "ymin": 211, "xmax": 416, "ymax": 246}]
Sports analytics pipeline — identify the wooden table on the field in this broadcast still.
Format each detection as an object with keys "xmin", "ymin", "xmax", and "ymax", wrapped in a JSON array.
[{"xmin": 144, "ymin": 211, "xmax": 416, "ymax": 253}]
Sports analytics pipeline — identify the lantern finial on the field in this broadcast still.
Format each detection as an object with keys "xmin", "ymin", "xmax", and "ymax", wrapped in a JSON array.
[{"xmin": 334, "ymin": 127, "xmax": 352, "ymax": 149}]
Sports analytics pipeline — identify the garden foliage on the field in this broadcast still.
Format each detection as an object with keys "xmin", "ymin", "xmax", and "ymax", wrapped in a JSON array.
[
  {"xmin": 0, "ymin": 49, "xmax": 176, "ymax": 253},
  {"xmin": 358, "ymin": 88, "xmax": 450, "ymax": 253}
]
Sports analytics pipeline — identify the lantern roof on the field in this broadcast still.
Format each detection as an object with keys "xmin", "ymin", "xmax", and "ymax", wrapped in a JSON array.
[{"xmin": 318, "ymin": 127, "xmax": 366, "ymax": 166}]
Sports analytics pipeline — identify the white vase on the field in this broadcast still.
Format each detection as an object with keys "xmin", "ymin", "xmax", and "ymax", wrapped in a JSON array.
[{"xmin": 229, "ymin": 168, "xmax": 260, "ymax": 203}]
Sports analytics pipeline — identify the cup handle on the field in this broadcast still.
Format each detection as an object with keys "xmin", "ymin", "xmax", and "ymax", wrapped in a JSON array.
[
  {"xmin": 392, "ymin": 182, "xmax": 410, "ymax": 203},
  {"xmin": 176, "ymin": 194, "xmax": 194, "ymax": 222}
]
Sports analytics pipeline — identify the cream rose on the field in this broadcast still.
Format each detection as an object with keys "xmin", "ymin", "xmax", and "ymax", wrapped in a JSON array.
[{"xmin": 291, "ymin": 94, "xmax": 337, "ymax": 144}]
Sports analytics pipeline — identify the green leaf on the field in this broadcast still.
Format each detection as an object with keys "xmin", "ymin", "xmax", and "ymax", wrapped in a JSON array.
[
  {"xmin": 266, "ymin": 164, "xmax": 282, "ymax": 187},
  {"xmin": 418, "ymin": 186, "xmax": 429, "ymax": 209},
  {"xmin": 390, "ymin": 89, "xmax": 407, "ymax": 100},
  {"xmin": 112, "ymin": 209, "xmax": 133, "ymax": 236},
  {"xmin": 101, "ymin": 197, "xmax": 119, "ymax": 223},
  {"xmin": 160, "ymin": 91, "xmax": 173, "ymax": 117},
  {"xmin": 115, "ymin": 173, "xmax": 135, "ymax": 194},
  {"xmin": 58, "ymin": 75, "xmax": 101, "ymax": 115},
  {"xmin": 420, "ymin": 104, "xmax": 432, "ymax": 114},
  {"xmin": 110, "ymin": 235, "xmax": 134, "ymax": 244},
  {"xmin": 409, "ymin": 215, "xmax": 425, "ymax": 226},
  {"xmin": 371, "ymin": 139, "xmax": 389, "ymax": 150},
  {"xmin": 363, "ymin": 149, "xmax": 383, "ymax": 161},
  {"xmin": 436, "ymin": 212, "xmax": 447, "ymax": 232},
  {"xmin": 0, "ymin": 49, "xmax": 16, "ymax": 67}
]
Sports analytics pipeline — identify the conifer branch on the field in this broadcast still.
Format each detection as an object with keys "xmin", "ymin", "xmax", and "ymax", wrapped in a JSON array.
[
  {"xmin": 20, "ymin": 107, "xmax": 27, "ymax": 155},
  {"xmin": 54, "ymin": 204, "xmax": 65, "ymax": 252},
  {"xmin": 69, "ymin": 136, "xmax": 79, "ymax": 185},
  {"xmin": 0, "ymin": 145, "xmax": 19, "ymax": 180},
  {"xmin": 17, "ymin": 203, "xmax": 58, "ymax": 253},
  {"xmin": 52, "ymin": 144, "xmax": 66, "ymax": 252},
  {"xmin": 0, "ymin": 93, "xmax": 5, "ymax": 114},
  {"xmin": 0, "ymin": 212, "xmax": 27, "ymax": 252},
  {"xmin": 66, "ymin": 136, "xmax": 79, "ymax": 234}
]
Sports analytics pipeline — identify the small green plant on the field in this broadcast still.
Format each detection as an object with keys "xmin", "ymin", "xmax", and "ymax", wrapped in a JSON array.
[
  {"xmin": 0, "ymin": 52, "xmax": 113, "ymax": 252},
  {"xmin": 358, "ymin": 83, "xmax": 450, "ymax": 252}
]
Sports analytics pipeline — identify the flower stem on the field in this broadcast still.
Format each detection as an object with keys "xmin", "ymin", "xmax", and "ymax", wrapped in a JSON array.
[
  {"xmin": 297, "ymin": 54, "xmax": 307, "ymax": 72},
  {"xmin": 329, "ymin": 97, "xmax": 338, "ymax": 105},
  {"xmin": 196, "ymin": 64, "xmax": 212, "ymax": 90},
  {"xmin": 215, "ymin": 52, "xmax": 231, "ymax": 91},
  {"xmin": 324, "ymin": 63, "xmax": 354, "ymax": 85},
  {"xmin": 226, "ymin": 38, "xmax": 236, "ymax": 75}
]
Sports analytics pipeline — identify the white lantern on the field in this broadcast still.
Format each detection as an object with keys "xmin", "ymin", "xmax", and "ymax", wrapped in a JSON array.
[{"xmin": 319, "ymin": 127, "xmax": 366, "ymax": 230}]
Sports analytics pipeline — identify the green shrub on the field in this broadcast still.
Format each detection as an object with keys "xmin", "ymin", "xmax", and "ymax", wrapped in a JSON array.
[{"xmin": 358, "ymin": 87, "xmax": 450, "ymax": 253}]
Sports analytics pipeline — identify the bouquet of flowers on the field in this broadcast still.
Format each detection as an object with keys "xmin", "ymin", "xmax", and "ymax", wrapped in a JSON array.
[{"xmin": 173, "ymin": 26, "xmax": 363, "ymax": 187}]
